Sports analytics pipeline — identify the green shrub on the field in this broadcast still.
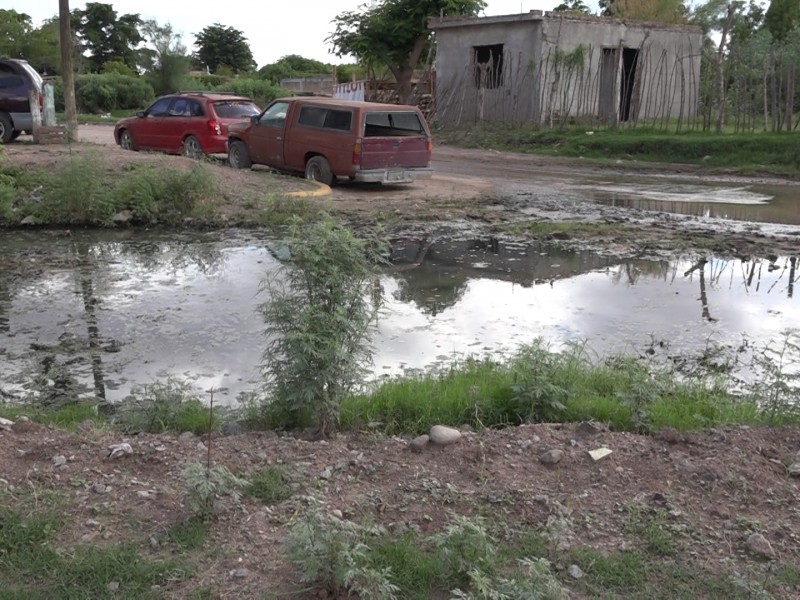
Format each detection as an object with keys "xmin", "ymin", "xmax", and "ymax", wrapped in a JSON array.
[
  {"xmin": 247, "ymin": 467, "xmax": 293, "ymax": 504},
  {"xmin": 182, "ymin": 461, "xmax": 249, "ymax": 521},
  {"xmin": 215, "ymin": 78, "xmax": 290, "ymax": 108},
  {"xmin": 34, "ymin": 155, "xmax": 117, "ymax": 224},
  {"xmin": 113, "ymin": 379, "xmax": 215, "ymax": 434},
  {"xmin": 56, "ymin": 74, "xmax": 155, "ymax": 113},
  {"xmin": 258, "ymin": 216, "xmax": 387, "ymax": 435}
]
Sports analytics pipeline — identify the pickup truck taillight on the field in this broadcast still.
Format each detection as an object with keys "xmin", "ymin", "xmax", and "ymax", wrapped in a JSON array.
[
  {"xmin": 427, "ymin": 139, "xmax": 433, "ymax": 163},
  {"xmin": 207, "ymin": 119, "xmax": 221, "ymax": 135},
  {"xmin": 38, "ymin": 92, "xmax": 43, "ymax": 109},
  {"xmin": 352, "ymin": 138, "xmax": 362, "ymax": 166}
]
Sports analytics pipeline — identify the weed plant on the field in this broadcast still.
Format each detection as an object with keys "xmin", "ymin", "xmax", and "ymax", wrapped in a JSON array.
[
  {"xmin": 113, "ymin": 379, "xmax": 216, "ymax": 434},
  {"xmin": 258, "ymin": 216, "xmax": 387, "ymax": 435},
  {"xmin": 181, "ymin": 461, "xmax": 249, "ymax": 521},
  {"xmin": 341, "ymin": 338, "xmax": 791, "ymax": 435},
  {"xmin": 246, "ymin": 466, "xmax": 293, "ymax": 505},
  {"xmin": 35, "ymin": 155, "xmax": 117, "ymax": 224}
]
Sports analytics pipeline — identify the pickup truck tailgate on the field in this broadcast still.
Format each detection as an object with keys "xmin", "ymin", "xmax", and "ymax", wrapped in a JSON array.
[{"xmin": 359, "ymin": 136, "xmax": 430, "ymax": 169}]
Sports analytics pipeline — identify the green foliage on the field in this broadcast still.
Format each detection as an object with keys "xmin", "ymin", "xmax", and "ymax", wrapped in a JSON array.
[
  {"xmin": 246, "ymin": 467, "xmax": 293, "ymax": 505},
  {"xmin": 435, "ymin": 125, "xmax": 800, "ymax": 177},
  {"xmin": 193, "ymin": 23, "xmax": 255, "ymax": 74},
  {"xmin": 34, "ymin": 154, "xmax": 117, "ymax": 225},
  {"xmin": 71, "ymin": 3, "xmax": 143, "ymax": 73},
  {"xmin": 431, "ymin": 514, "xmax": 498, "ymax": 588},
  {"xmin": 112, "ymin": 163, "xmax": 217, "ymax": 225},
  {"xmin": 113, "ymin": 379, "xmax": 216, "ymax": 434},
  {"xmin": 0, "ymin": 508, "xmax": 183, "ymax": 597},
  {"xmin": 258, "ymin": 216, "xmax": 387, "ymax": 435},
  {"xmin": 451, "ymin": 557, "xmax": 570, "ymax": 600},
  {"xmin": 341, "ymin": 338, "xmax": 787, "ymax": 435},
  {"xmin": 764, "ymin": 0, "xmax": 800, "ymax": 43},
  {"xmin": 552, "ymin": 0, "xmax": 591, "ymax": 14},
  {"xmin": 214, "ymin": 78, "xmax": 288, "ymax": 109},
  {"xmin": 61, "ymin": 73, "xmax": 155, "ymax": 113},
  {"xmin": 258, "ymin": 54, "xmax": 331, "ymax": 84},
  {"xmin": 286, "ymin": 504, "xmax": 399, "ymax": 599},
  {"xmin": 102, "ymin": 59, "xmax": 136, "ymax": 76},
  {"xmin": 748, "ymin": 330, "xmax": 800, "ymax": 424},
  {"xmin": 182, "ymin": 461, "xmax": 249, "ymax": 520},
  {"xmin": 139, "ymin": 19, "xmax": 190, "ymax": 96}
]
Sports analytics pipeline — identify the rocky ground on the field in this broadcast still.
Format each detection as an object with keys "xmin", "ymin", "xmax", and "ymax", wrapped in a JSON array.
[
  {"xmin": 2, "ymin": 131, "xmax": 800, "ymax": 598},
  {"xmin": 1, "ymin": 415, "xmax": 799, "ymax": 598}
]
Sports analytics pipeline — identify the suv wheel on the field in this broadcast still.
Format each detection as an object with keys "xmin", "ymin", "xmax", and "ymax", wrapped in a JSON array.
[
  {"xmin": 228, "ymin": 141, "xmax": 252, "ymax": 169},
  {"xmin": 305, "ymin": 156, "xmax": 334, "ymax": 186},
  {"xmin": 0, "ymin": 113, "xmax": 14, "ymax": 144},
  {"xmin": 182, "ymin": 135, "xmax": 203, "ymax": 159}
]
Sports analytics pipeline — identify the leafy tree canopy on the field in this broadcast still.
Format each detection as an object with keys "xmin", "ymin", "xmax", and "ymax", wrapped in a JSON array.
[
  {"xmin": 193, "ymin": 23, "xmax": 255, "ymax": 74},
  {"xmin": 71, "ymin": 2, "xmax": 143, "ymax": 73},
  {"xmin": 600, "ymin": 0, "xmax": 688, "ymax": 23},
  {"xmin": 329, "ymin": 0, "xmax": 486, "ymax": 102},
  {"xmin": 258, "ymin": 54, "xmax": 330, "ymax": 84},
  {"xmin": 0, "ymin": 10, "xmax": 61, "ymax": 74},
  {"xmin": 765, "ymin": 0, "xmax": 800, "ymax": 42},
  {"xmin": 552, "ymin": 0, "xmax": 592, "ymax": 14}
]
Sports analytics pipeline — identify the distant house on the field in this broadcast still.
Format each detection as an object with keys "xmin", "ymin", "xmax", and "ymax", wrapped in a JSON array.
[
  {"xmin": 280, "ymin": 76, "xmax": 334, "ymax": 96},
  {"xmin": 428, "ymin": 11, "xmax": 703, "ymax": 127}
]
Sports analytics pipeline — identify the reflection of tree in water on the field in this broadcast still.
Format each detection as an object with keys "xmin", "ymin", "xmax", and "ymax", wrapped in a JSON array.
[
  {"xmin": 0, "ymin": 231, "xmax": 230, "ymax": 407},
  {"xmin": 608, "ymin": 259, "xmax": 671, "ymax": 285},
  {"xmin": 392, "ymin": 268, "xmax": 470, "ymax": 316}
]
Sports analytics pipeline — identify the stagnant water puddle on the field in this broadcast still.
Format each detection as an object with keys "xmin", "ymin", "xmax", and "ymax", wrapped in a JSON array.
[
  {"xmin": 577, "ymin": 180, "xmax": 800, "ymax": 225},
  {"xmin": 0, "ymin": 231, "xmax": 797, "ymax": 405}
]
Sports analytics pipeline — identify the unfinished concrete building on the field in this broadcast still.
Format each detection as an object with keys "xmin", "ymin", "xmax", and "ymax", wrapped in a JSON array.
[{"xmin": 428, "ymin": 11, "xmax": 703, "ymax": 127}]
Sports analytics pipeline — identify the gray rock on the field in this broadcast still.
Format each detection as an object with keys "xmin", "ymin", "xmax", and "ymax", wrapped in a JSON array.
[
  {"xmin": 0, "ymin": 416, "xmax": 14, "ymax": 431},
  {"xmin": 91, "ymin": 483, "xmax": 109, "ymax": 494},
  {"xmin": 319, "ymin": 467, "xmax": 332, "ymax": 480},
  {"xmin": 106, "ymin": 443, "xmax": 133, "ymax": 459},
  {"xmin": 409, "ymin": 434, "xmax": 429, "ymax": 453},
  {"xmin": 229, "ymin": 568, "xmax": 249, "ymax": 579},
  {"xmin": 539, "ymin": 449, "xmax": 564, "ymax": 465},
  {"xmin": 568, "ymin": 564, "xmax": 584, "ymax": 579},
  {"xmin": 52, "ymin": 455, "xmax": 67, "ymax": 467},
  {"xmin": 429, "ymin": 425, "xmax": 462, "ymax": 446},
  {"xmin": 195, "ymin": 441, "xmax": 207, "ymax": 452},
  {"xmin": 84, "ymin": 518, "xmax": 102, "ymax": 529},
  {"xmin": 178, "ymin": 431, "xmax": 195, "ymax": 441},
  {"xmin": 746, "ymin": 533, "xmax": 775, "ymax": 560},
  {"xmin": 576, "ymin": 421, "xmax": 604, "ymax": 435},
  {"xmin": 788, "ymin": 462, "xmax": 800, "ymax": 477},
  {"xmin": 112, "ymin": 209, "xmax": 133, "ymax": 224},
  {"xmin": 149, "ymin": 536, "xmax": 160, "ymax": 549},
  {"xmin": 222, "ymin": 420, "xmax": 247, "ymax": 436},
  {"xmin": 20, "ymin": 215, "xmax": 36, "ymax": 226}
]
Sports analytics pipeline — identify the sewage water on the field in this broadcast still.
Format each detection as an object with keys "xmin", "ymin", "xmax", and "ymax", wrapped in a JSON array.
[
  {"xmin": 580, "ymin": 180, "xmax": 800, "ymax": 225},
  {"xmin": 0, "ymin": 231, "xmax": 797, "ymax": 404}
]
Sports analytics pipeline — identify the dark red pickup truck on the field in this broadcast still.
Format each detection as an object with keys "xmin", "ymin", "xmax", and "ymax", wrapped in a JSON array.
[{"xmin": 226, "ymin": 97, "xmax": 433, "ymax": 185}]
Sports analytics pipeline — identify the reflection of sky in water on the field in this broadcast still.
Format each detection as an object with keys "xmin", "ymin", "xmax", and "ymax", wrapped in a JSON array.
[{"xmin": 0, "ymin": 234, "xmax": 797, "ymax": 404}]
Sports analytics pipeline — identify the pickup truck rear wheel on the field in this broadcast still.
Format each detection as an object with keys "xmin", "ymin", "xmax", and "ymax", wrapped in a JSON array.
[
  {"xmin": 0, "ymin": 113, "xmax": 14, "ymax": 144},
  {"xmin": 228, "ymin": 141, "xmax": 252, "ymax": 169},
  {"xmin": 305, "ymin": 156, "xmax": 334, "ymax": 186}
]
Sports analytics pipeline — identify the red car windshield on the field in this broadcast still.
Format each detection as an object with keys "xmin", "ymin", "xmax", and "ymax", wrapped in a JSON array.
[{"xmin": 213, "ymin": 101, "xmax": 260, "ymax": 119}]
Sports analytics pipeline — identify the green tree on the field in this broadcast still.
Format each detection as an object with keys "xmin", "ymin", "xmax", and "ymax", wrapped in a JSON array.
[
  {"xmin": 552, "ymin": 0, "xmax": 592, "ymax": 14},
  {"xmin": 24, "ymin": 19, "xmax": 62, "ymax": 75},
  {"xmin": 764, "ymin": 0, "xmax": 800, "ymax": 43},
  {"xmin": 139, "ymin": 20, "xmax": 190, "ymax": 96},
  {"xmin": 0, "ymin": 9, "xmax": 32, "ymax": 58},
  {"xmin": 329, "ymin": 0, "xmax": 486, "ymax": 104},
  {"xmin": 257, "ymin": 54, "xmax": 330, "ymax": 84},
  {"xmin": 193, "ymin": 23, "xmax": 255, "ymax": 74},
  {"xmin": 258, "ymin": 217, "xmax": 386, "ymax": 436},
  {"xmin": 71, "ymin": 2, "xmax": 143, "ymax": 73},
  {"xmin": 600, "ymin": 0, "xmax": 687, "ymax": 22}
]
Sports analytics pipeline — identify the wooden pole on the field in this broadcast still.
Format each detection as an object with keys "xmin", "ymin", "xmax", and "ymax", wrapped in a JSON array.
[{"xmin": 59, "ymin": 0, "xmax": 79, "ymax": 142}]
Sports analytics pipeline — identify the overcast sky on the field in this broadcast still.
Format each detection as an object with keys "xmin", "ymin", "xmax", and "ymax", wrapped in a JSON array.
[{"xmin": 6, "ymin": 1, "xmax": 600, "ymax": 68}]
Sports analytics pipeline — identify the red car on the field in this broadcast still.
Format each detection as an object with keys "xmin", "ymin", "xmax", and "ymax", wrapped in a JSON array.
[{"xmin": 114, "ymin": 92, "xmax": 260, "ymax": 158}]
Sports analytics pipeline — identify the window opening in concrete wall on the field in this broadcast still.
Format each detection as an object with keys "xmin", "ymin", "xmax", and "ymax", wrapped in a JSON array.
[{"xmin": 473, "ymin": 44, "xmax": 504, "ymax": 89}]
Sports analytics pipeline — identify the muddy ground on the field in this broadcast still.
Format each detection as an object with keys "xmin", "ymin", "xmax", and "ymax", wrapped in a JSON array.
[{"xmin": 1, "ymin": 129, "xmax": 800, "ymax": 598}]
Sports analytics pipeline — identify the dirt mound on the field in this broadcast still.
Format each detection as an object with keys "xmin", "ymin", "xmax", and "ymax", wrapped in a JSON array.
[{"xmin": 2, "ymin": 418, "xmax": 799, "ymax": 598}]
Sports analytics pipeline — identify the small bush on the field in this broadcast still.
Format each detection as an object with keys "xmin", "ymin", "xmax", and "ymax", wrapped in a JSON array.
[
  {"xmin": 214, "ymin": 78, "xmax": 289, "ymax": 108},
  {"xmin": 182, "ymin": 461, "xmax": 249, "ymax": 520},
  {"xmin": 34, "ymin": 155, "xmax": 117, "ymax": 224},
  {"xmin": 247, "ymin": 467, "xmax": 293, "ymax": 505},
  {"xmin": 113, "ymin": 164, "xmax": 218, "ymax": 225},
  {"xmin": 113, "ymin": 379, "xmax": 215, "ymax": 434},
  {"xmin": 286, "ymin": 504, "xmax": 398, "ymax": 599}
]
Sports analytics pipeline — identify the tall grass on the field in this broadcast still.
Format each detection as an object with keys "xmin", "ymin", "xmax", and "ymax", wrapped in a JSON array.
[{"xmin": 340, "ymin": 339, "xmax": 788, "ymax": 435}]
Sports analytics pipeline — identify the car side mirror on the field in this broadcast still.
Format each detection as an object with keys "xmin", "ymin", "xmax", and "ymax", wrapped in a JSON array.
[
  {"xmin": 136, "ymin": 111, "xmax": 145, "ymax": 118},
  {"xmin": 250, "ymin": 115, "xmax": 259, "ymax": 124}
]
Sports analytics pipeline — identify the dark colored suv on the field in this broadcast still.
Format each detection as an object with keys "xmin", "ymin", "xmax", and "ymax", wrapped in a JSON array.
[
  {"xmin": 0, "ymin": 58, "xmax": 44, "ymax": 143},
  {"xmin": 114, "ymin": 92, "xmax": 261, "ymax": 158}
]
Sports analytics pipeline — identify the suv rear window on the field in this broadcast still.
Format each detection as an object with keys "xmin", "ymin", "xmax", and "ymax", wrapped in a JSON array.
[
  {"xmin": 364, "ymin": 111, "xmax": 425, "ymax": 136},
  {"xmin": 298, "ymin": 106, "xmax": 353, "ymax": 132},
  {"xmin": 213, "ymin": 101, "xmax": 260, "ymax": 119},
  {"xmin": 0, "ymin": 73, "xmax": 24, "ymax": 89}
]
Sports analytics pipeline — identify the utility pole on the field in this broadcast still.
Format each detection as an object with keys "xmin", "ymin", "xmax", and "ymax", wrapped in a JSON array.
[{"xmin": 59, "ymin": 0, "xmax": 79, "ymax": 141}]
